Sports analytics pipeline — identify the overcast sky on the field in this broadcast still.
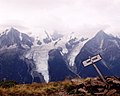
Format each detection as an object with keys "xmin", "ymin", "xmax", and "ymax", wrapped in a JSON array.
[{"xmin": 0, "ymin": 0, "xmax": 120, "ymax": 37}]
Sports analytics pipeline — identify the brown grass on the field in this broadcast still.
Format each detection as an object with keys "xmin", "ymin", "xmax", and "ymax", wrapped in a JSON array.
[
  {"xmin": 0, "ymin": 80, "xmax": 73, "ymax": 96},
  {"xmin": 0, "ymin": 77, "xmax": 120, "ymax": 96}
]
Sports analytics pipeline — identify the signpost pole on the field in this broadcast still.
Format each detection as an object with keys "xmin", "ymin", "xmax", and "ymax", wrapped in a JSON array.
[
  {"xmin": 82, "ymin": 54, "xmax": 106, "ymax": 83},
  {"xmin": 92, "ymin": 63, "xmax": 106, "ymax": 83}
]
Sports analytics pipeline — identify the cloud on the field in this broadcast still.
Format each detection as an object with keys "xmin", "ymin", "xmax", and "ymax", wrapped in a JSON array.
[
  {"xmin": 0, "ymin": 0, "xmax": 120, "ymax": 37},
  {"xmin": 1, "ymin": 0, "xmax": 75, "ymax": 10},
  {"xmin": 0, "ymin": 20, "xmax": 29, "ymax": 32}
]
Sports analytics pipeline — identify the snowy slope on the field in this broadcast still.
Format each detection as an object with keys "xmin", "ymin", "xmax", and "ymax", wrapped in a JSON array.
[
  {"xmin": 25, "ymin": 32, "xmax": 88, "ymax": 82},
  {"xmin": 0, "ymin": 27, "xmax": 90, "ymax": 82},
  {"xmin": 0, "ymin": 27, "xmax": 88, "ymax": 82},
  {"xmin": 26, "ymin": 43, "xmax": 54, "ymax": 82},
  {"xmin": 67, "ymin": 40, "xmax": 88, "ymax": 66},
  {"xmin": 0, "ymin": 27, "xmax": 45, "ymax": 83}
]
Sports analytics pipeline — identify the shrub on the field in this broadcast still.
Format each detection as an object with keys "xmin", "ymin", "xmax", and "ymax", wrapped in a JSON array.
[{"xmin": 0, "ymin": 80, "xmax": 17, "ymax": 88}]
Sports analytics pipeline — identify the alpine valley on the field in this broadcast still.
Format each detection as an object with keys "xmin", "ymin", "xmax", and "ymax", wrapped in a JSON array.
[{"xmin": 0, "ymin": 27, "xmax": 120, "ymax": 83}]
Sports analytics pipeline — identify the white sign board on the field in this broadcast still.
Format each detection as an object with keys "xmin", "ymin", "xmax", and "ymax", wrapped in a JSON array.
[
  {"xmin": 82, "ymin": 58, "xmax": 92, "ymax": 67},
  {"xmin": 82, "ymin": 54, "xmax": 102, "ymax": 67},
  {"xmin": 82, "ymin": 54, "xmax": 106, "ymax": 82}
]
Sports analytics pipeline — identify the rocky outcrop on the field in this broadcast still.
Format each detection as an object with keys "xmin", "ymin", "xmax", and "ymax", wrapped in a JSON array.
[{"xmin": 68, "ymin": 76, "xmax": 120, "ymax": 96}]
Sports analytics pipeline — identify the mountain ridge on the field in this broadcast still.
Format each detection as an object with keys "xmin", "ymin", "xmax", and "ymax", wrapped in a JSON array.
[
  {"xmin": 0, "ymin": 27, "xmax": 120, "ymax": 83},
  {"xmin": 75, "ymin": 30, "xmax": 120, "ymax": 78}
]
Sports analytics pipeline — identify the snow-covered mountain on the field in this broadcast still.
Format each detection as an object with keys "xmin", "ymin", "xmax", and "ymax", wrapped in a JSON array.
[
  {"xmin": 75, "ymin": 30, "xmax": 120, "ymax": 78},
  {"xmin": 0, "ymin": 27, "xmax": 88, "ymax": 83},
  {"xmin": 0, "ymin": 27, "xmax": 120, "ymax": 83},
  {"xmin": 26, "ymin": 30, "xmax": 88, "ymax": 82},
  {"xmin": 0, "ymin": 27, "xmax": 33, "ymax": 49},
  {"xmin": 0, "ymin": 27, "xmax": 45, "ymax": 83}
]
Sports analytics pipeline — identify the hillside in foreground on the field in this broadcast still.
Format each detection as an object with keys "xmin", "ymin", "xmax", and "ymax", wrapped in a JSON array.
[{"xmin": 0, "ymin": 76, "xmax": 120, "ymax": 96}]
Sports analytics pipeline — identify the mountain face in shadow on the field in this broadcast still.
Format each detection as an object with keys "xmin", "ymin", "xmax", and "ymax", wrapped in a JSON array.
[
  {"xmin": 0, "ymin": 28, "xmax": 45, "ymax": 83},
  {"xmin": 75, "ymin": 30, "xmax": 120, "ymax": 78},
  {"xmin": 0, "ymin": 27, "xmax": 33, "ymax": 48},
  {"xmin": 48, "ymin": 49, "xmax": 77, "ymax": 82}
]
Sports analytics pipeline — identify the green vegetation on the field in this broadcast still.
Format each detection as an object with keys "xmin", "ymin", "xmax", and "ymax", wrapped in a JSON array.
[{"xmin": 0, "ymin": 80, "xmax": 17, "ymax": 88}]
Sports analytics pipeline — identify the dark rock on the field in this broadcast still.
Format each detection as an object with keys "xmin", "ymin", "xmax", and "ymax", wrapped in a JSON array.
[
  {"xmin": 48, "ymin": 49, "xmax": 77, "ymax": 82},
  {"xmin": 65, "ymin": 37, "xmax": 79, "ymax": 51},
  {"xmin": 90, "ymin": 79, "xmax": 106, "ymax": 87},
  {"xmin": 0, "ymin": 47, "xmax": 45, "ymax": 84},
  {"xmin": 43, "ymin": 38, "xmax": 51, "ymax": 44},
  {"xmin": 37, "ymin": 40, "xmax": 42, "ymax": 45}
]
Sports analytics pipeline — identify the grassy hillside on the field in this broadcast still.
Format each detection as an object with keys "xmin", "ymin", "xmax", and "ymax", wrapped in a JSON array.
[{"xmin": 0, "ymin": 77, "xmax": 120, "ymax": 96}]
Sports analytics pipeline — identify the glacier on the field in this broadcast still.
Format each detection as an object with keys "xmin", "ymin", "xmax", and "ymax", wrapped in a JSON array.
[{"xmin": 25, "ymin": 32, "xmax": 88, "ymax": 82}]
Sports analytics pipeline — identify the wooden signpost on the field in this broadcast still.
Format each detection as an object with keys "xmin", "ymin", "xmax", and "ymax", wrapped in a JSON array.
[{"xmin": 82, "ymin": 54, "xmax": 106, "ymax": 82}]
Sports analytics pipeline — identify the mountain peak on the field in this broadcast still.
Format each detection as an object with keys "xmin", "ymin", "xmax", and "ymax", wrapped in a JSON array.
[
  {"xmin": 95, "ymin": 30, "xmax": 109, "ymax": 39},
  {"xmin": 9, "ymin": 27, "xmax": 16, "ymax": 31},
  {"xmin": 97, "ymin": 30, "xmax": 106, "ymax": 35},
  {"xmin": 6, "ymin": 27, "xmax": 18, "ymax": 33},
  {"xmin": 0, "ymin": 27, "xmax": 33, "ymax": 48},
  {"xmin": 2, "ymin": 27, "xmax": 20, "ymax": 36}
]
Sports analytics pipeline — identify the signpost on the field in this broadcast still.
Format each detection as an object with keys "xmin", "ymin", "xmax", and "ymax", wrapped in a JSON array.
[{"xmin": 82, "ymin": 54, "xmax": 106, "ymax": 82}]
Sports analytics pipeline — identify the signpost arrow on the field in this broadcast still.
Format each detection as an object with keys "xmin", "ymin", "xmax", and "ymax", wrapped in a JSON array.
[{"xmin": 82, "ymin": 54, "xmax": 106, "ymax": 83}]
